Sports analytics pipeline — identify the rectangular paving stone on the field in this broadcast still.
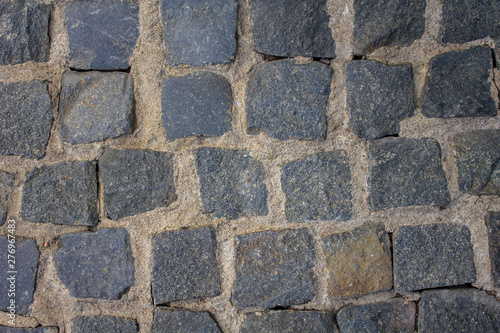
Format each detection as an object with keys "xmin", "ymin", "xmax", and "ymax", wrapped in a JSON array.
[
  {"xmin": 0, "ymin": 172, "xmax": 15, "ymax": 226},
  {"xmin": 153, "ymin": 309, "xmax": 221, "ymax": 333},
  {"xmin": 486, "ymin": 211, "xmax": 500, "ymax": 288},
  {"xmin": 73, "ymin": 315, "xmax": 138, "ymax": 333},
  {"xmin": 394, "ymin": 223, "xmax": 476, "ymax": 292},
  {"xmin": 240, "ymin": 311, "xmax": 336, "ymax": 333},
  {"xmin": 0, "ymin": 327, "xmax": 58, "ymax": 333}
]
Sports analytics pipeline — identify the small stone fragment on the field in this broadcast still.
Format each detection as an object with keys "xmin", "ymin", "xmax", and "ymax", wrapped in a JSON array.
[
  {"xmin": 486, "ymin": 211, "xmax": 500, "ymax": 287},
  {"xmin": 0, "ymin": 172, "xmax": 15, "ymax": 226},
  {"xmin": 0, "ymin": 327, "xmax": 58, "ymax": 333},
  {"xmin": 153, "ymin": 309, "xmax": 221, "ymax": 333},
  {"xmin": 73, "ymin": 316, "xmax": 138, "ymax": 333},
  {"xmin": 240, "ymin": 311, "xmax": 336, "ymax": 333}
]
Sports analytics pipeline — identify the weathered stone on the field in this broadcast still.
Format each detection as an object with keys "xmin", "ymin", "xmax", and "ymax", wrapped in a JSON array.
[
  {"xmin": 0, "ymin": 327, "xmax": 58, "ymax": 333},
  {"xmin": 73, "ymin": 316, "xmax": 138, "ymax": 333},
  {"xmin": 281, "ymin": 151, "xmax": 352, "ymax": 222},
  {"xmin": 160, "ymin": 0, "xmax": 237, "ymax": 66},
  {"xmin": 233, "ymin": 229, "xmax": 315, "ymax": 308},
  {"xmin": 345, "ymin": 60, "xmax": 414, "ymax": 139},
  {"xmin": 418, "ymin": 288, "xmax": 500, "ymax": 332},
  {"xmin": 250, "ymin": 0, "xmax": 335, "ymax": 58},
  {"xmin": 367, "ymin": 137, "xmax": 450, "ymax": 210},
  {"xmin": 54, "ymin": 228, "xmax": 134, "ymax": 299},
  {"xmin": 486, "ymin": 211, "xmax": 500, "ymax": 287},
  {"xmin": 196, "ymin": 148, "xmax": 268, "ymax": 219},
  {"xmin": 246, "ymin": 59, "xmax": 332, "ymax": 141},
  {"xmin": 162, "ymin": 72, "xmax": 233, "ymax": 141},
  {"xmin": 0, "ymin": 81, "xmax": 52, "ymax": 159},
  {"xmin": 394, "ymin": 223, "xmax": 476, "ymax": 292},
  {"xmin": 100, "ymin": 149, "xmax": 177, "ymax": 220},
  {"xmin": 321, "ymin": 222, "xmax": 392, "ymax": 298},
  {"xmin": 153, "ymin": 309, "xmax": 221, "ymax": 333},
  {"xmin": 152, "ymin": 227, "xmax": 220, "ymax": 305},
  {"xmin": 21, "ymin": 161, "xmax": 98, "ymax": 226},
  {"xmin": 0, "ymin": 172, "xmax": 15, "ymax": 226},
  {"xmin": 353, "ymin": 0, "xmax": 426, "ymax": 55},
  {"xmin": 421, "ymin": 46, "xmax": 496, "ymax": 118},
  {"xmin": 240, "ymin": 311, "xmax": 336, "ymax": 333},
  {"xmin": 0, "ymin": 0, "xmax": 50, "ymax": 65},
  {"xmin": 59, "ymin": 71, "xmax": 134, "ymax": 145}
]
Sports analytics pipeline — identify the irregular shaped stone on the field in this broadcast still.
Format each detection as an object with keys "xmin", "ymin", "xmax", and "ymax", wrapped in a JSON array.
[
  {"xmin": 233, "ymin": 229, "xmax": 315, "ymax": 308},
  {"xmin": 281, "ymin": 151, "xmax": 352, "ymax": 222},
  {"xmin": 418, "ymin": 288, "xmax": 500, "ymax": 332},
  {"xmin": 367, "ymin": 137, "xmax": 450, "ymax": 210},
  {"xmin": 345, "ymin": 60, "xmax": 414, "ymax": 139},
  {"xmin": 100, "ymin": 149, "xmax": 177, "ymax": 220},
  {"xmin": 196, "ymin": 148, "xmax": 268, "ymax": 219},
  {"xmin": 73, "ymin": 316, "xmax": 138, "ymax": 333},
  {"xmin": 0, "ymin": 327, "xmax": 58, "ymax": 333},
  {"xmin": 160, "ymin": 0, "xmax": 237, "ymax": 66},
  {"xmin": 0, "ymin": 81, "xmax": 52, "ymax": 159},
  {"xmin": 421, "ymin": 46, "xmax": 496, "ymax": 118},
  {"xmin": 152, "ymin": 227, "xmax": 220, "ymax": 305},
  {"xmin": 54, "ymin": 228, "xmax": 134, "ymax": 299},
  {"xmin": 153, "ymin": 309, "xmax": 221, "ymax": 333},
  {"xmin": 59, "ymin": 71, "xmax": 134, "ymax": 145},
  {"xmin": 353, "ymin": 0, "xmax": 426, "ymax": 55},
  {"xmin": 0, "ymin": 172, "xmax": 15, "ymax": 226},
  {"xmin": 162, "ymin": 72, "xmax": 233, "ymax": 141},
  {"xmin": 250, "ymin": 0, "xmax": 335, "ymax": 58},
  {"xmin": 0, "ymin": 0, "xmax": 50, "ymax": 65},
  {"xmin": 486, "ymin": 211, "xmax": 500, "ymax": 287},
  {"xmin": 321, "ymin": 222, "xmax": 392, "ymax": 298},
  {"xmin": 240, "ymin": 311, "xmax": 336, "ymax": 333},
  {"xmin": 246, "ymin": 59, "xmax": 332, "ymax": 141}
]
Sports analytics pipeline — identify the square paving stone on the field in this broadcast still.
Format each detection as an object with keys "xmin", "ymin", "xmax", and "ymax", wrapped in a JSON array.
[
  {"xmin": 0, "ymin": 81, "xmax": 52, "ymax": 159},
  {"xmin": 54, "ymin": 228, "xmax": 135, "ymax": 300},
  {"xmin": 421, "ymin": 46, "xmax": 497, "ymax": 118},
  {"xmin": 321, "ymin": 222, "xmax": 392, "ymax": 298},
  {"xmin": 394, "ymin": 223, "xmax": 476, "ymax": 292},
  {"xmin": 345, "ymin": 60, "xmax": 414, "ymax": 140},
  {"xmin": 152, "ymin": 227, "xmax": 221, "ymax": 305},
  {"xmin": 250, "ymin": 0, "xmax": 335, "ymax": 58},
  {"xmin": 246, "ymin": 59, "xmax": 332, "ymax": 141},
  {"xmin": 59, "ymin": 71, "xmax": 134, "ymax": 145},
  {"xmin": 160, "ymin": 0, "xmax": 237, "ymax": 66},
  {"xmin": 162, "ymin": 72, "xmax": 233, "ymax": 141},
  {"xmin": 240, "ymin": 310, "xmax": 336, "ymax": 333},
  {"xmin": 196, "ymin": 148, "xmax": 268, "ymax": 220},
  {"xmin": 0, "ymin": 327, "xmax": 58, "ymax": 333},
  {"xmin": 73, "ymin": 316, "xmax": 138, "ymax": 333},
  {"xmin": 367, "ymin": 137, "xmax": 450, "ymax": 210},
  {"xmin": 0, "ymin": 0, "xmax": 50, "ymax": 65},
  {"xmin": 0, "ymin": 172, "xmax": 15, "ymax": 226},
  {"xmin": 281, "ymin": 151, "xmax": 352, "ymax": 222},
  {"xmin": 100, "ymin": 149, "xmax": 177, "ymax": 220},
  {"xmin": 353, "ymin": 0, "xmax": 426, "ymax": 55},
  {"xmin": 153, "ymin": 309, "xmax": 221, "ymax": 333},
  {"xmin": 66, "ymin": 0, "xmax": 139, "ymax": 70},
  {"xmin": 486, "ymin": 211, "xmax": 500, "ymax": 287},
  {"xmin": 233, "ymin": 229, "xmax": 315, "ymax": 308}
]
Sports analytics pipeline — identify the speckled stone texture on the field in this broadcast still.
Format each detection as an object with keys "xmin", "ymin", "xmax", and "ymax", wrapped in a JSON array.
[
  {"xmin": 0, "ymin": 171, "xmax": 14, "ymax": 226},
  {"xmin": 153, "ymin": 309, "xmax": 221, "ymax": 333},
  {"xmin": 486, "ymin": 211, "xmax": 500, "ymax": 287},
  {"xmin": 73, "ymin": 316, "xmax": 138, "ymax": 333},
  {"xmin": 240, "ymin": 311, "xmax": 336, "ymax": 333},
  {"xmin": 0, "ymin": 327, "xmax": 58, "ymax": 333}
]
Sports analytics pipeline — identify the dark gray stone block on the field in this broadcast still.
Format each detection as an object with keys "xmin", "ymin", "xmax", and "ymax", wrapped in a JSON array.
[
  {"xmin": 153, "ymin": 309, "xmax": 221, "ymax": 333},
  {"xmin": 345, "ymin": 60, "xmax": 414, "ymax": 139},
  {"xmin": 240, "ymin": 311, "xmax": 336, "ymax": 333},
  {"xmin": 367, "ymin": 137, "xmax": 450, "ymax": 210},
  {"xmin": 196, "ymin": 148, "xmax": 268, "ymax": 220},
  {"xmin": 250, "ymin": 0, "xmax": 335, "ymax": 58},
  {"xmin": 486, "ymin": 211, "xmax": 500, "ymax": 287},
  {"xmin": 246, "ymin": 59, "xmax": 332, "ymax": 141},
  {"xmin": 0, "ymin": 327, "xmax": 58, "ymax": 333},
  {"xmin": 59, "ymin": 71, "xmax": 134, "ymax": 145},
  {"xmin": 66, "ymin": 0, "xmax": 139, "ymax": 70},
  {"xmin": 54, "ymin": 228, "xmax": 134, "ymax": 299},
  {"xmin": 421, "ymin": 46, "xmax": 496, "ymax": 118},
  {"xmin": 281, "ymin": 151, "xmax": 352, "ymax": 222},
  {"xmin": 0, "ymin": 81, "xmax": 52, "ymax": 159},
  {"xmin": 21, "ymin": 161, "xmax": 98, "ymax": 226},
  {"xmin": 162, "ymin": 72, "xmax": 233, "ymax": 141},
  {"xmin": 73, "ymin": 316, "xmax": 138, "ymax": 333},
  {"xmin": 353, "ymin": 0, "xmax": 426, "ymax": 55},
  {"xmin": 233, "ymin": 229, "xmax": 315, "ymax": 308},
  {"xmin": 0, "ymin": 172, "xmax": 15, "ymax": 226},
  {"xmin": 152, "ymin": 227, "xmax": 220, "ymax": 305},
  {"xmin": 160, "ymin": 0, "xmax": 237, "ymax": 66},
  {"xmin": 394, "ymin": 223, "xmax": 476, "ymax": 292},
  {"xmin": 100, "ymin": 149, "xmax": 177, "ymax": 220}
]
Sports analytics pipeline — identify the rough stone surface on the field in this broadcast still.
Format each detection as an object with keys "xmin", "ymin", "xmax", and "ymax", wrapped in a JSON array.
[
  {"xmin": 160, "ymin": 0, "xmax": 237, "ymax": 66},
  {"xmin": 240, "ymin": 311, "xmax": 336, "ymax": 333},
  {"xmin": 162, "ymin": 72, "xmax": 233, "ymax": 141},
  {"xmin": 281, "ymin": 151, "xmax": 352, "ymax": 222},
  {"xmin": 59, "ymin": 71, "xmax": 134, "ymax": 145},
  {"xmin": 394, "ymin": 223, "xmax": 476, "ymax": 292},
  {"xmin": 196, "ymin": 148, "xmax": 268, "ymax": 219},
  {"xmin": 418, "ymin": 288, "xmax": 500, "ymax": 333},
  {"xmin": 353, "ymin": 0, "xmax": 426, "ymax": 55},
  {"xmin": 153, "ymin": 309, "xmax": 221, "ymax": 333},
  {"xmin": 152, "ymin": 227, "xmax": 220, "ymax": 305},
  {"xmin": 233, "ymin": 229, "xmax": 315, "ymax": 308},
  {"xmin": 486, "ymin": 211, "xmax": 500, "ymax": 287},
  {"xmin": 345, "ymin": 60, "xmax": 414, "ymax": 140},
  {"xmin": 73, "ymin": 316, "xmax": 138, "ymax": 333},
  {"xmin": 0, "ymin": 327, "xmax": 58, "ymax": 333},
  {"xmin": 54, "ymin": 228, "xmax": 134, "ymax": 300},
  {"xmin": 321, "ymin": 222, "xmax": 392, "ymax": 298},
  {"xmin": 0, "ymin": 81, "xmax": 52, "ymax": 159},
  {"xmin": 421, "ymin": 46, "xmax": 497, "ymax": 118},
  {"xmin": 367, "ymin": 137, "xmax": 450, "ymax": 210},
  {"xmin": 0, "ymin": 172, "xmax": 15, "ymax": 226},
  {"xmin": 100, "ymin": 149, "xmax": 177, "ymax": 220},
  {"xmin": 21, "ymin": 161, "xmax": 98, "ymax": 226},
  {"xmin": 66, "ymin": 0, "xmax": 139, "ymax": 70},
  {"xmin": 250, "ymin": 0, "xmax": 335, "ymax": 58}
]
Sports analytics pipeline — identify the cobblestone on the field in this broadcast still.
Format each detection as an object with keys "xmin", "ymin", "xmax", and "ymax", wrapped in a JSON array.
[
  {"xmin": 240, "ymin": 311, "xmax": 336, "ymax": 333},
  {"xmin": 0, "ymin": 172, "xmax": 14, "ymax": 226},
  {"xmin": 486, "ymin": 211, "xmax": 500, "ymax": 288},
  {"xmin": 153, "ymin": 309, "xmax": 221, "ymax": 333},
  {"xmin": 73, "ymin": 315, "xmax": 138, "ymax": 333}
]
